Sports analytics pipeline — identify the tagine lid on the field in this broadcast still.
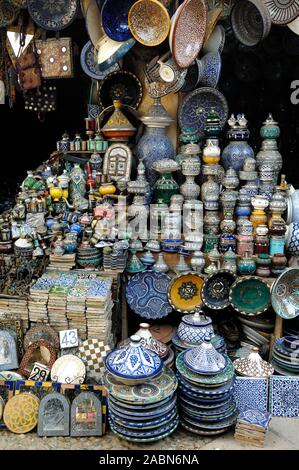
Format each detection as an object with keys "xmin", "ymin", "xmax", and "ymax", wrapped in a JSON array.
[
  {"xmin": 102, "ymin": 100, "xmax": 136, "ymax": 132},
  {"xmin": 233, "ymin": 346, "xmax": 274, "ymax": 378},
  {"xmin": 181, "ymin": 306, "xmax": 212, "ymax": 327},
  {"xmin": 135, "ymin": 323, "xmax": 169, "ymax": 358},
  {"xmin": 140, "ymin": 97, "xmax": 173, "ymax": 127},
  {"xmin": 183, "ymin": 335, "xmax": 227, "ymax": 375},
  {"xmin": 105, "ymin": 334, "xmax": 163, "ymax": 380}
]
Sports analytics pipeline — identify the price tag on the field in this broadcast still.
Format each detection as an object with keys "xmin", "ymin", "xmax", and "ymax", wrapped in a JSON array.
[
  {"xmin": 29, "ymin": 362, "xmax": 50, "ymax": 382},
  {"xmin": 59, "ymin": 329, "xmax": 79, "ymax": 349}
]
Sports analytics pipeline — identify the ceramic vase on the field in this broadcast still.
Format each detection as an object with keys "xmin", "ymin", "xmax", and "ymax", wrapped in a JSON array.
[{"xmin": 221, "ymin": 114, "xmax": 255, "ymax": 171}]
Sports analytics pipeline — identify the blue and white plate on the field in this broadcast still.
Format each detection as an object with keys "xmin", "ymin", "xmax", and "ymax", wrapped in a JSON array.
[
  {"xmin": 109, "ymin": 417, "xmax": 179, "ymax": 438},
  {"xmin": 108, "ymin": 393, "xmax": 175, "ymax": 410},
  {"xmin": 126, "ymin": 270, "xmax": 172, "ymax": 319},
  {"xmin": 109, "ymin": 408, "xmax": 177, "ymax": 430},
  {"xmin": 178, "ymin": 87, "xmax": 228, "ymax": 138},
  {"xmin": 28, "ymin": 0, "xmax": 78, "ymax": 31},
  {"xmin": 80, "ymin": 40, "xmax": 119, "ymax": 80},
  {"xmin": 271, "ymin": 268, "xmax": 299, "ymax": 319},
  {"xmin": 101, "ymin": 0, "xmax": 134, "ymax": 42}
]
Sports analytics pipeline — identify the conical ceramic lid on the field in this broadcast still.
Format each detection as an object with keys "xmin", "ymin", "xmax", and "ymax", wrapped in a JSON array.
[
  {"xmin": 105, "ymin": 335, "xmax": 163, "ymax": 381},
  {"xmin": 135, "ymin": 323, "xmax": 169, "ymax": 358},
  {"xmin": 182, "ymin": 307, "xmax": 212, "ymax": 327},
  {"xmin": 234, "ymin": 347, "xmax": 274, "ymax": 378},
  {"xmin": 102, "ymin": 100, "xmax": 136, "ymax": 132},
  {"xmin": 183, "ymin": 336, "xmax": 227, "ymax": 375},
  {"xmin": 141, "ymin": 98, "xmax": 173, "ymax": 128}
]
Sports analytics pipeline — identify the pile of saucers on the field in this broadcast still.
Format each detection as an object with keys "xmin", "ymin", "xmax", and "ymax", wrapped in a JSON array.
[
  {"xmin": 272, "ymin": 335, "xmax": 299, "ymax": 376},
  {"xmin": 104, "ymin": 335, "xmax": 178, "ymax": 442},
  {"xmin": 176, "ymin": 337, "xmax": 237, "ymax": 436}
]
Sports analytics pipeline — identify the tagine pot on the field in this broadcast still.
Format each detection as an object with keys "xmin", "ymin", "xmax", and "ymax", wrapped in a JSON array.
[{"xmin": 177, "ymin": 308, "xmax": 214, "ymax": 345}]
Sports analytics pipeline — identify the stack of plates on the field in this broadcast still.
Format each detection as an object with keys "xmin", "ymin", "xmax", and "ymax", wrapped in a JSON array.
[
  {"xmin": 272, "ymin": 336, "xmax": 299, "ymax": 376},
  {"xmin": 86, "ymin": 277, "xmax": 114, "ymax": 342},
  {"xmin": 104, "ymin": 368, "xmax": 178, "ymax": 443},
  {"xmin": 176, "ymin": 351, "xmax": 237, "ymax": 436}
]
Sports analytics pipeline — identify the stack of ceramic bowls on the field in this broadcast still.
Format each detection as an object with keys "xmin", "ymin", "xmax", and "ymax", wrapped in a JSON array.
[
  {"xmin": 272, "ymin": 336, "xmax": 299, "ymax": 376},
  {"xmin": 176, "ymin": 337, "xmax": 237, "ymax": 436},
  {"xmin": 104, "ymin": 335, "xmax": 178, "ymax": 442},
  {"xmin": 172, "ymin": 307, "xmax": 226, "ymax": 357}
]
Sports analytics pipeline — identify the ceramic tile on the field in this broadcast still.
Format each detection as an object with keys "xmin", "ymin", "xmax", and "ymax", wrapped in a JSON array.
[
  {"xmin": 269, "ymin": 376, "xmax": 299, "ymax": 417},
  {"xmin": 234, "ymin": 377, "xmax": 268, "ymax": 412},
  {"xmin": 239, "ymin": 408, "xmax": 272, "ymax": 429}
]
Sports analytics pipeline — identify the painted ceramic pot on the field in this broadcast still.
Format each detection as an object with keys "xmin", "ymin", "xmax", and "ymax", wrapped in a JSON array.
[
  {"xmin": 102, "ymin": 0, "xmax": 135, "ymax": 42},
  {"xmin": 233, "ymin": 346, "xmax": 274, "ymax": 377},
  {"xmin": 285, "ymin": 222, "xmax": 299, "ymax": 256},
  {"xmin": 105, "ymin": 335, "xmax": 163, "ymax": 385},
  {"xmin": 128, "ymin": 0, "xmax": 170, "ymax": 47},
  {"xmin": 177, "ymin": 307, "xmax": 214, "ymax": 345},
  {"xmin": 256, "ymin": 140, "xmax": 282, "ymax": 186},
  {"xmin": 221, "ymin": 114, "xmax": 255, "ymax": 172},
  {"xmin": 135, "ymin": 98, "xmax": 174, "ymax": 188},
  {"xmin": 229, "ymin": 276, "xmax": 271, "ymax": 316},
  {"xmin": 183, "ymin": 337, "xmax": 227, "ymax": 375},
  {"xmin": 237, "ymin": 252, "xmax": 256, "ymax": 275},
  {"xmin": 222, "ymin": 168, "xmax": 239, "ymax": 190},
  {"xmin": 202, "ymin": 139, "xmax": 221, "ymax": 164}
]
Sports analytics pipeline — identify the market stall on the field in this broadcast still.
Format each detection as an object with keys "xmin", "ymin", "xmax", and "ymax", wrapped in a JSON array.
[{"xmin": 0, "ymin": 0, "xmax": 298, "ymax": 448}]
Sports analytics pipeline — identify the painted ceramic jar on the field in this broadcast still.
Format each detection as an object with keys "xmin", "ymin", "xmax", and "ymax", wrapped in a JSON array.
[
  {"xmin": 237, "ymin": 217, "xmax": 253, "ymax": 236},
  {"xmin": 222, "ymin": 248, "xmax": 237, "ymax": 274},
  {"xmin": 204, "ymin": 211, "xmax": 220, "ymax": 235},
  {"xmin": 222, "ymin": 167, "xmax": 239, "ymax": 189},
  {"xmin": 285, "ymin": 222, "xmax": 299, "ymax": 256},
  {"xmin": 269, "ymin": 235, "xmax": 285, "ymax": 256},
  {"xmin": 177, "ymin": 308, "xmax": 214, "ymax": 345},
  {"xmin": 220, "ymin": 189, "xmax": 238, "ymax": 211},
  {"xmin": 256, "ymin": 224, "xmax": 269, "ymax": 237},
  {"xmin": 135, "ymin": 98, "xmax": 174, "ymax": 187},
  {"xmin": 63, "ymin": 232, "xmax": 78, "ymax": 254},
  {"xmin": 260, "ymin": 113, "xmax": 280, "ymax": 140},
  {"xmin": 219, "ymin": 234, "xmax": 236, "ymax": 253},
  {"xmin": 256, "ymin": 140, "xmax": 282, "ymax": 186},
  {"xmin": 153, "ymin": 159, "xmax": 179, "ymax": 204},
  {"xmin": 190, "ymin": 250, "xmax": 205, "ymax": 273},
  {"xmin": 221, "ymin": 114, "xmax": 255, "ymax": 171},
  {"xmin": 202, "ymin": 139, "xmax": 220, "ymax": 165},
  {"xmin": 256, "ymin": 254, "xmax": 271, "ymax": 277},
  {"xmin": 220, "ymin": 209, "xmax": 236, "ymax": 234},
  {"xmin": 201, "ymin": 175, "xmax": 220, "ymax": 210},
  {"xmin": 272, "ymin": 253, "xmax": 287, "ymax": 269},
  {"xmin": 254, "ymin": 236, "xmax": 269, "ymax": 255},
  {"xmin": 203, "ymin": 234, "xmax": 219, "ymax": 253},
  {"xmin": 180, "ymin": 144, "xmax": 201, "ymax": 200},
  {"xmin": 53, "ymin": 235, "xmax": 65, "ymax": 256},
  {"xmin": 237, "ymin": 252, "xmax": 256, "ymax": 275},
  {"xmin": 237, "ymin": 235, "xmax": 254, "ymax": 256},
  {"xmin": 250, "ymin": 210, "xmax": 267, "ymax": 230}
]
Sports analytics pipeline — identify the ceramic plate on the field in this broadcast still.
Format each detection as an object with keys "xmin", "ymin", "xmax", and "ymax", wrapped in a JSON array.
[
  {"xmin": 231, "ymin": 0, "xmax": 271, "ymax": 47},
  {"xmin": 51, "ymin": 354, "xmax": 86, "ymax": 384},
  {"xmin": 102, "ymin": 0, "xmax": 134, "ymax": 41},
  {"xmin": 128, "ymin": 0, "xmax": 170, "ymax": 47},
  {"xmin": 80, "ymin": 41, "xmax": 119, "ymax": 80},
  {"xmin": 3, "ymin": 393, "xmax": 39, "ymax": 434},
  {"xmin": 109, "ymin": 408, "xmax": 177, "ymax": 430},
  {"xmin": 176, "ymin": 352, "xmax": 235, "ymax": 386},
  {"xmin": 126, "ymin": 270, "xmax": 172, "ymax": 319},
  {"xmin": 201, "ymin": 270, "xmax": 236, "ymax": 310},
  {"xmin": 178, "ymin": 87, "xmax": 228, "ymax": 138},
  {"xmin": 168, "ymin": 272, "xmax": 204, "ymax": 313},
  {"xmin": 104, "ymin": 367, "xmax": 178, "ymax": 404},
  {"xmin": 271, "ymin": 268, "xmax": 299, "ymax": 319},
  {"xmin": 108, "ymin": 398, "xmax": 177, "ymax": 420},
  {"xmin": 110, "ymin": 419, "xmax": 178, "ymax": 442},
  {"xmin": 229, "ymin": 276, "xmax": 271, "ymax": 316},
  {"xmin": 263, "ymin": 0, "xmax": 299, "ymax": 25},
  {"xmin": 108, "ymin": 393, "xmax": 175, "ymax": 411},
  {"xmin": 28, "ymin": 0, "xmax": 78, "ymax": 31},
  {"xmin": 181, "ymin": 420, "xmax": 231, "ymax": 435},
  {"xmin": 172, "ymin": 0, "xmax": 207, "ymax": 69},
  {"xmin": 99, "ymin": 70, "xmax": 143, "ymax": 109},
  {"xmin": 0, "ymin": 1, "xmax": 19, "ymax": 28},
  {"xmin": 0, "ymin": 371, "xmax": 24, "ymax": 381}
]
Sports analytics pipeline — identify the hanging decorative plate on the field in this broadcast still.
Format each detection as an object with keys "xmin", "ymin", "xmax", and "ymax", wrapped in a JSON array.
[
  {"xmin": 231, "ymin": 0, "xmax": 271, "ymax": 47},
  {"xmin": 172, "ymin": 0, "xmax": 207, "ymax": 69},
  {"xmin": 102, "ymin": 0, "xmax": 135, "ymax": 42},
  {"xmin": 201, "ymin": 270, "xmax": 236, "ymax": 310},
  {"xmin": 229, "ymin": 276, "xmax": 271, "ymax": 316},
  {"xmin": 85, "ymin": 0, "xmax": 102, "ymax": 46},
  {"xmin": 178, "ymin": 87, "xmax": 228, "ymax": 138},
  {"xmin": 99, "ymin": 70, "xmax": 143, "ymax": 109},
  {"xmin": 24, "ymin": 324, "xmax": 60, "ymax": 352},
  {"xmin": 3, "ymin": 393, "xmax": 39, "ymax": 434},
  {"xmin": 0, "ymin": 1, "xmax": 19, "ymax": 28},
  {"xmin": 96, "ymin": 35, "xmax": 135, "ymax": 72},
  {"xmin": 271, "ymin": 268, "xmax": 299, "ymax": 319},
  {"xmin": 208, "ymin": 0, "xmax": 236, "ymax": 19},
  {"xmin": 263, "ymin": 0, "xmax": 299, "ymax": 25},
  {"xmin": 197, "ymin": 52, "xmax": 222, "ymax": 89},
  {"xmin": 80, "ymin": 41, "xmax": 119, "ymax": 80},
  {"xmin": 128, "ymin": 0, "xmax": 170, "ymax": 47},
  {"xmin": 27, "ymin": 0, "xmax": 78, "ymax": 31},
  {"xmin": 168, "ymin": 272, "xmax": 204, "ymax": 314},
  {"xmin": 126, "ymin": 270, "xmax": 172, "ymax": 320},
  {"xmin": 51, "ymin": 354, "xmax": 86, "ymax": 384},
  {"xmin": 104, "ymin": 367, "xmax": 178, "ymax": 404}
]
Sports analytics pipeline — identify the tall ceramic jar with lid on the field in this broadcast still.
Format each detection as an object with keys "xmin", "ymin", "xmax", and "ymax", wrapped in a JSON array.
[
  {"xmin": 256, "ymin": 114, "xmax": 282, "ymax": 186},
  {"xmin": 221, "ymin": 114, "xmax": 255, "ymax": 171},
  {"xmin": 180, "ymin": 143, "xmax": 201, "ymax": 200}
]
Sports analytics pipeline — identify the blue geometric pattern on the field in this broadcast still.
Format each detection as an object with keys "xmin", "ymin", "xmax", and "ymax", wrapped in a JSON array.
[
  {"xmin": 234, "ymin": 377, "xmax": 268, "ymax": 413},
  {"xmin": 239, "ymin": 408, "xmax": 272, "ymax": 429},
  {"xmin": 269, "ymin": 376, "xmax": 299, "ymax": 417}
]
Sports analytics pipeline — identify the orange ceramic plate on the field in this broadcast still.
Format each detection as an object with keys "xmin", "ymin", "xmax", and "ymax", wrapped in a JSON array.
[
  {"xmin": 128, "ymin": 0, "xmax": 170, "ymax": 47},
  {"xmin": 168, "ymin": 272, "xmax": 204, "ymax": 313}
]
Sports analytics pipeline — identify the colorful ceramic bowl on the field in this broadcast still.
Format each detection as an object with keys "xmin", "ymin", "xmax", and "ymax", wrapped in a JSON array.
[
  {"xmin": 271, "ymin": 268, "xmax": 299, "ymax": 319},
  {"xmin": 102, "ymin": 0, "xmax": 135, "ymax": 41},
  {"xmin": 201, "ymin": 270, "xmax": 237, "ymax": 310},
  {"xmin": 99, "ymin": 70, "xmax": 143, "ymax": 109},
  {"xmin": 172, "ymin": 0, "xmax": 207, "ymax": 69},
  {"xmin": 229, "ymin": 276, "xmax": 271, "ymax": 316},
  {"xmin": 128, "ymin": 0, "xmax": 170, "ymax": 47},
  {"xmin": 197, "ymin": 52, "xmax": 222, "ymax": 88},
  {"xmin": 168, "ymin": 272, "xmax": 204, "ymax": 313}
]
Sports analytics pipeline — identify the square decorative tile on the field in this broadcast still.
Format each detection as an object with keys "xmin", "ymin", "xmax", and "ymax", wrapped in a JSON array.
[
  {"xmin": 239, "ymin": 408, "xmax": 272, "ymax": 429},
  {"xmin": 234, "ymin": 377, "xmax": 268, "ymax": 413},
  {"xmin": 269, "ymin": 376, "xmax": 299, "ymax": 417}
]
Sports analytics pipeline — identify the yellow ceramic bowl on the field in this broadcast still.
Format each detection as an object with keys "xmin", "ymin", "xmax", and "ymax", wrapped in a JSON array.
[
  {"xmin": 168, "ymin": 272, "xmax": 204, "ymax": 313},
  {"xmin": 99, "ymin": 183, "xmax": 116, "ymax": 196},
  {"xmin": 128, "ymin": 0, "xmax": 170, "ymax": 47},
  {"xmin": 202, "ymin": 155, "xmax": 220, "ymax": 164}
]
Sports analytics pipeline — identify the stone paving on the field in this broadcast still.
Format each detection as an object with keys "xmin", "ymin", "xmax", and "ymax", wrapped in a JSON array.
[{"xmin": 0, "ymin": 418, "xmax": 298, "ymax": 450}]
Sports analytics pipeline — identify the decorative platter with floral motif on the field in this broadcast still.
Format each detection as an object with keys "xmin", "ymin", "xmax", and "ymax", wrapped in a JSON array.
[{"xmin": 28, "ymin": 0, "xmax": 78, "ymax": 31}]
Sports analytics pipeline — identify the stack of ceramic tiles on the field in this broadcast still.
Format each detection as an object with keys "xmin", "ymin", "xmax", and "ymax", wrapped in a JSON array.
[
  {"xmin": 86, "ymin": 278, "xmax": 113, "ymax": 344},
  {"xmin": 104, "ymin": 336, "xmax": 178, "ymax": 443},
  {"xmin": 28, "ymin": 272, "xmax": 57, "ymax": 324},
  {"xmin": 48, "ymin": 253, "xmax": 76, "ymax": 271},
  {"xmin": 234, "ymin": 409, "xmax": 271, "ymax": 447},
  {"xmin": 176, "ymin": 338, "xmax": 238, "ymax": 436},
  {"xmin": 66, "ymin": 279, "xmax": 89, "ymax": 339},
  {"xmin": 0, "ymin": 298, "xmax": 9, "ymax": 319},
  {"xmin": 0, "ymin": 297, "xmax": 29, "ymax": 331}
]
